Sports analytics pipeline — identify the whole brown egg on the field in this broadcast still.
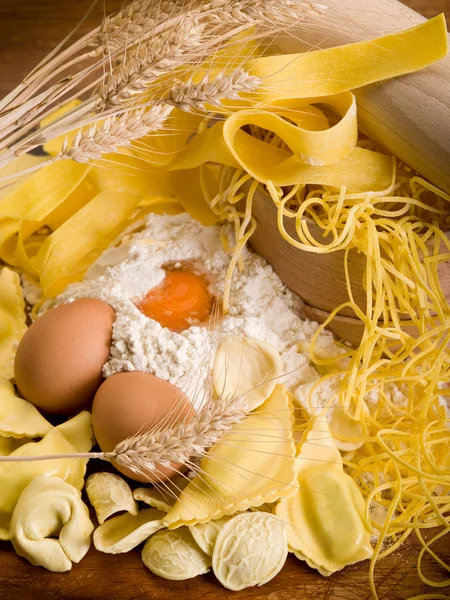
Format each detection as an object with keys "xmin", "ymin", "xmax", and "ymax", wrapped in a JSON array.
[
  {"xmin": 92, "ymin": 371, "xmax": 193, "ymax": 483},
  {"xmin": 14, "ymin": 298, "xmax": 115, "ymax": 414}
]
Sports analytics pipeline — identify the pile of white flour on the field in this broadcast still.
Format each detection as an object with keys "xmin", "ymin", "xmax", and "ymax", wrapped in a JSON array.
[{"xmin": 56, "ymin": 213, "xmax": 336, "ymax": 407}]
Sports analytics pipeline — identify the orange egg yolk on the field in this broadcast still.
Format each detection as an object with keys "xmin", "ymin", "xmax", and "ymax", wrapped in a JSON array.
[{"xmin": 136, "ymin": 270, "xmax": 212, "ymax": 332}]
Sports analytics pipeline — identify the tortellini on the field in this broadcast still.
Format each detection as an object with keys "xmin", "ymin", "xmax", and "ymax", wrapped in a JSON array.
[
  {"xmin": 0, "ymin": 267, "xmax": 27, "ymax": 380},
  {"xmin": 164, "ymin": 385, "xmax": 297, "ymax": 528},
  {"xmin": 212, "ymin": 513, "xmax": 288, "ymax": 591},
  {"xmin": 142, "ymin": 528, "xmax": 211, "ymax": 580},
  {"xmin": 93, "ymin": 508, "xmax": 166, "ymax": 554},
  {"xmin": 0, "ymin": 378, "xmax": 52, "ymax": 439},
  {"xmin": 9, "ymin": 476, "xmax": 94, "ymax": 572},
  {"xmin": 86, "ymin": 472, "xmax": 138, "ymax": 524},
  {"xmin": 213, "ymin": 336, "xmax": 282, "ymax": 409},
  {"xmin": 276, "ymin": 418, "xmax": 373, "ymax": 575},
  {"xmin": 0, "ymin": 411, "xmax": 93, "ymax": 539}
]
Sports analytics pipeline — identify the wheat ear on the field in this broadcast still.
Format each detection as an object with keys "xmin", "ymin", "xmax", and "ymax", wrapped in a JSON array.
[
  {"xmin": 0, "ymin": 393, "xmax": 248, "ymax": 473},
  {"xmin": 167, "ymin": 69, "xmax": 260, "ymax": 111},
  {"xmin": 57, "ymin": 104, "xmax": 173, "ymax": 163}
]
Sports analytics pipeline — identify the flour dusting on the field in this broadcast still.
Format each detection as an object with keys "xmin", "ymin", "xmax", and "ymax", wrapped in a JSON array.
[{"xmin": 56, "ymin": 213, "xmax": 331, "ymax": 406}]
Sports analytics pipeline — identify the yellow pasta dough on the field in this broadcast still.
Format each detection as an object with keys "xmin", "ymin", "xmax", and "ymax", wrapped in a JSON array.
[
  {"xmin": 276, "ymin": 418, "xmax": 373, "ymax": 575},
  {"xmin": 93, "ymin": 508, "xmax": 166, "ymax": 554},
  {"xmin": 142, "ymin": 527, "xmax": 211, "ymax": 580},
  {"xmin": 0, "ymin": 267, "xmax": 27, "ymax": 379},
  {"xmin": 213, "ymin": 336, "xmax": 282, "ymax": 409},
  {"xmin": 133, "ymin": 475, "xmax": 190, "ymax": 513},
  {"xmin": 85, "ymin": 472, "xmax": 138, "ymax": 524},
  {"xmin": 0, "ymin": 411, "xmax": 93, "ymax": 539},
  {"xmin": 0, "ymin": 378, "xmax": 52, "ymax": 439},
  {"xmin": 9, "ymin": 476, "xmax": 94, "ymax": 572},
  {"xmin": 164, "ymin": 385, "xmax": 297, "ymax": 528}
]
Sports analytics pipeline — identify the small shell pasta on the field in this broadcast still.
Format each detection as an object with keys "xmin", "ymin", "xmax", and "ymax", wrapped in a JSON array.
[
  {"xmin": 213, "ymin": 336, "xmax": 282, "ymax": 409},
  {"xmin": 85, "ymin": 472, "xmax": 138, "ymax": 524},
  {"xmin": 9, "ymin": 476, "xmax": 94, "ymax": 572},
  {"xmin": 142, "ymin": 528, "xmax": 211, "ymax": 580},
  {"xmin": 93, "ymin": 508, "xmax": 166, "ymax": 554},
  {"xmin": 212, "ymin": 512, "xmax": 288, "ymax": 591},
  {"xmin": 189, "ymin": 516, "xmax": 235, "ymax": 556}
]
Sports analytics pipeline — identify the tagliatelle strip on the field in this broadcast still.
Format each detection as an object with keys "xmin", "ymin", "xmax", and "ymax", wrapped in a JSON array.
[
  {"xmin": 85, "ymin": 472, "xmax": 138, "ymax": 524},
  {"xmin": 0, "ymin": 378, "xmax": 52, "ymax": 439},
  {"xmin": 164, "ymin": 385, "xmax": 297, "ymax": 528},
  {"xmin": 9, "ymin": 476, "xmax": 94, "ymax": 573},
  {"xmin": 0, "ymin": 267, "xmax": 26, "ymax": 379}
]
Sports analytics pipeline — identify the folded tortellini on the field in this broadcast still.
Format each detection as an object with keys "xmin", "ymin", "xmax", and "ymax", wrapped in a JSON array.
[
  {"xmin": 9, "ymin": 476, "xmax": 94, "ymax": 572},
  {"xmin": 0, "ymin": 411, "xmax": 93, "ymax": 539},
  {"xmin": 0, "ymin": 267, "xmax": 27, "ymax": 380},
  {"xmin": 276, "ymin": 418, "xmax": 373, "ymax": 575},
  {"xmin": 0, "ymin": 378, "xmax": 52, "ymax": 439}
]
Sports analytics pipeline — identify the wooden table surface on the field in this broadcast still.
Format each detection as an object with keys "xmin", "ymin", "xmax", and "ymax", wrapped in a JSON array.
[{"xmin": 0, "ymin": 2, "xmax": 449, "ymax": 600}]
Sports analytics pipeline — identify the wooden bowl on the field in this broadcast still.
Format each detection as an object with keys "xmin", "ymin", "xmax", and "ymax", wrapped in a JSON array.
[{"xmin": 250, "ymin": 189, "xmax": 450, "ymax": 345}]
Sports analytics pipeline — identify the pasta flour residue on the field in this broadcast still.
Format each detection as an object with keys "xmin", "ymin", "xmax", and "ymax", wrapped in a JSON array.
[{"xmin": 56, "ymin": 213, "xmax": 331, "ymax": 406}]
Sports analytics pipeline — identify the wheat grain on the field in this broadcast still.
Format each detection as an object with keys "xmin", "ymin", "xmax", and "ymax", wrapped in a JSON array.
[
  {"xmin": 111, "ymin": 393, "xmax": 248, "ymax": 477},
  {"xmin": 167, "ymin": 69, "xmax": 260, "ymax": 111},
  {"xmin": 102, "ymin": 22, "xmax": 206, "ymax": 107},
  {"xmin": 60, "ymin": 104, "xmax": 173, "ymax": 163}
]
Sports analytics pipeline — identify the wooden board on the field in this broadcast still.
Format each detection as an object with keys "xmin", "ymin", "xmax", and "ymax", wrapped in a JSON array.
[{"xmin": 0, "ymin": 1, "xmax": 449, "ymax": 599}]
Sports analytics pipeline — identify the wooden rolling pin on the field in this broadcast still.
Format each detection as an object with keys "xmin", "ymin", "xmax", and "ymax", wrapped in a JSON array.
[{"xmin": 277, "ymin": 0, "xmax": 450, "ymax": 195}]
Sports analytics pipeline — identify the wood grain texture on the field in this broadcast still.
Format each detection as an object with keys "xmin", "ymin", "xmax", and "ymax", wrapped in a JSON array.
[{"xmin": 0, "ymin": 2, "xmax": 449, "ymax": 600}]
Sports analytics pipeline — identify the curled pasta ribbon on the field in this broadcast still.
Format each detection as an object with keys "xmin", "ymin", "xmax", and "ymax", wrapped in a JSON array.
[
  {"xmin": 9, "ymin": 476, "xmax": 94, "ymax": 573},
  {"xmin": 0, "ymin": 267, "xmax": 27, "ymax": 379}
]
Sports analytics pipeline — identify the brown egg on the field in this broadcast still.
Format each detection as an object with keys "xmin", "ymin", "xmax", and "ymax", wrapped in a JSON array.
[
  {"xmin": 92, "ymin": 371, "xmax": 193, "ymax": 483},
  {"xmin": 14, "ymin": 298, "xmax": 115, "ymax": 415}
]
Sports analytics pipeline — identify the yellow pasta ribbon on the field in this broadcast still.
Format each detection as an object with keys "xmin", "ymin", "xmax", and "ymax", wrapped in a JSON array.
[{"xmin": 0, "ymin": 267, "xmax": 27, "ymax": 379}]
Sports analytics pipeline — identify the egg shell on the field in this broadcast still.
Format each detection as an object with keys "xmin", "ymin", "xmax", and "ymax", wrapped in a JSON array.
[
  {"xmin": 14, "ymin": 298, "xmax": 115, "ymax": 415},
  {"xmin": 92, "ymin": 371, "xmax": 193, "ymax": 483}
]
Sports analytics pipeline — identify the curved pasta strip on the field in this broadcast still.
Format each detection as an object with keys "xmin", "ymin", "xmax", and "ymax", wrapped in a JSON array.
[
  {"xmin": 142, "ymin": 528, "xmax": 211, "ymax": 580},
  {"xmin": 0, "ymin": 267, "xmax": 27, "ymax": 379},
  {"xmin": 85, "ymin": 472, "xmax": 138, "ymax": 524},
  {"xmin": 0, "ymin": 411, "xmax": 93, "ymax": 540},
  {"xmin": 0, "ymin": 378, "xmax": 52, "ymax": 439},
  {"xmin": 93, "ymin": 508, "xmax": 166, "ymax": 554},
  {"xmin": 213, "ymin": 336, "xmax": 282, "ymax": 410},
  {"xmin": 9, "ymin": 476, "xmax": 94, "ymax": 572},
  {"xmin": 164, "ymin": 385, "xmax": 297, "ymax": 528},
  {"xmin": 275, "ymin": 419, "xmax": 372, "ymax": 575}
]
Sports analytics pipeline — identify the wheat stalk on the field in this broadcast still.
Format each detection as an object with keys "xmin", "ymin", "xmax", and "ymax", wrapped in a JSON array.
[
  {"xmin": 58, "ymin": 104, "xmax": 173, "ymax": 163},
  {"xmin": 112, "ymin": 393, "xmax": 248, "ymax": 476},
  {"xmin": 0, "ymin": 393, "xmax": 248, "ymax": 476},
  {"xmin": 167, "ymin": 69, "xmax": 260, "ymax": 111},
  {"xmin": 101, "ymin": 21, "xmax": 206, "ymax": 107}
]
